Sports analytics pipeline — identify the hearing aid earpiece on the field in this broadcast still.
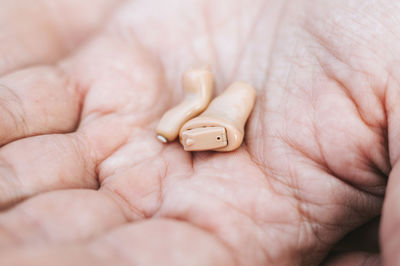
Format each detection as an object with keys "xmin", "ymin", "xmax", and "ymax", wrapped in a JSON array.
[
  {"xmin": 156, "ymin": 67, "xmax": 214, "ymax": 143},
  {"xmin": 179, "ymin": 81, "xmax": 256, "ymax": 152}
]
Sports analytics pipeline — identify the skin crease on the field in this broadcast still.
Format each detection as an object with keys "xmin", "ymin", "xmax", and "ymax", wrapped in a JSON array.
[{"xmin": 1, "ymin": 0, "xmax": 400, "ymax": 265}]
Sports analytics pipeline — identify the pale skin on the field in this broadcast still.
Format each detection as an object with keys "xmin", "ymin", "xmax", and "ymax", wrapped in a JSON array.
[{"xmin": 1, "ymin": 0, "xmax": 400, "ymax": 265}]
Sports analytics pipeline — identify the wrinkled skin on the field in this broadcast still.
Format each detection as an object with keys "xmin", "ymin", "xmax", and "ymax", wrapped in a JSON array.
[{"xmin": 0, "ymin": 0, "xmax": 400, "ymax": 265}]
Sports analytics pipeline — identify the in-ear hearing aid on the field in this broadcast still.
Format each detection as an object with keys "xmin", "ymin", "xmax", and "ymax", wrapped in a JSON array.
[
  {"xmin": 156, "ymin": 67, "xmax": 214, "ymax": 143},
  {"xmin": 179, "ymin": 82, "xmax": 256, "ymax": 152}
]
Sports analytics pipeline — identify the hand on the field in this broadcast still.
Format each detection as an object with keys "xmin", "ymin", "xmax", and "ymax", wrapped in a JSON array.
[{"xmin": 0, "ymin": 0, "xmax": 399, "ymax": 265}]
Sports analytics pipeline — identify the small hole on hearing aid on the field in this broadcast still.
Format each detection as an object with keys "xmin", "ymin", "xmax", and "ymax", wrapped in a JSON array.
[{"xmin": 217, "ymin": 137, "xmax": 221, "ymax": 140}]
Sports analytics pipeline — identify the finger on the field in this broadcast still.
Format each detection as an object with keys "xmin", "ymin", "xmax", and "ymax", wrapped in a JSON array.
[
  {"xmin": 0, "ymin": 189, "xmax": 126, "ymax": 247},
  {"xmin": 0, "ymin": 134, "xmax": 98, "ymax": 208},
  {"xmin": 380, "ymin": 162, "xmax": 400, "ymax": 265},
  {"xmin": 322, "ymin": 252, "xmax": 380, "ymax": 266},
  {"xmin": 0, "ymin": 0, "xmax": 122, "ymax": 75},
  {"xmin": 0, "ymin": 1, "xmax": 128, "ymax": 146},
  {"xmin": 379, "ymin": 27, "xmax": 400, "ymax": 265},
  {"xmin": 0, "ymin": 26, "xmax": 167, "ymax": 207},
  {"xmin": 0, "ymin": 119, "xmax": 138, "ymax": 209},
  {"xmin": 0, "ymin": 66, "xmax": 81, "ymax": 146},
  {"xmin": 0, "ymin": 219, "xmax": 235, "ymax": 266}
]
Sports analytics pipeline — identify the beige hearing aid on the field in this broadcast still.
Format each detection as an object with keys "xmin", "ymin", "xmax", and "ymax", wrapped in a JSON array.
[
  {"xmin": 156, "ymin": 67, "xmax": 214, "ymax": 143},
  {"xmin": 179, "ymin": 82, "xmax": 256, "ymax": 152}
]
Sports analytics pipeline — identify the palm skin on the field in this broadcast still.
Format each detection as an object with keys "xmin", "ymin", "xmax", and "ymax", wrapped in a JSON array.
[{"xmin": 0, "ymin": 0, "xmax": 399, "ymax": 265}]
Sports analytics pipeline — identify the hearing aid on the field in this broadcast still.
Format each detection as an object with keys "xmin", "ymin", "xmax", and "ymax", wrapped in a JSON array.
[
  {"xmin": 156, "ymin": 67, "xmax": 214, "ymax": 143},
  {"xmin": 179, "ymin": 81, "xmax": 256, "ymax": 152}
]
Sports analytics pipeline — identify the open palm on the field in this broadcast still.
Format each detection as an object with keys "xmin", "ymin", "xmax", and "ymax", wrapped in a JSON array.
[{"xmin": 1, "ymin": 0, "xmax": 399, "ymax": 265}]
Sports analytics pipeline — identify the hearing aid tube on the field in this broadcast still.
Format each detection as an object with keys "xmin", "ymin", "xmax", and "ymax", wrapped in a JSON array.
[
  {"xmin": 179, "ymin": 81, "xmax": 256, "ymax": 152},
  {"xmin": 156, "ymin": 67, "xmax": 214, "ymax": 143}
]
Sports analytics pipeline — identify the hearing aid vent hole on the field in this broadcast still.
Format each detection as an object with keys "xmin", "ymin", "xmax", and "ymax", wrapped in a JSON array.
[{"xmin": 217, "ymin": 137, "xmax": 221, "ymax": 140}]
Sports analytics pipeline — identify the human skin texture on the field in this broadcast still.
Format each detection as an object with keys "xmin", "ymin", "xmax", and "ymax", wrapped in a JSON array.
[{"xmin": 0, "ymin": 0, "xmax": 399, "ymax": 265}]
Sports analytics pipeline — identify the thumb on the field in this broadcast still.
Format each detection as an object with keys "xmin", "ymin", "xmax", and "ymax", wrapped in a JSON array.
[{"xmin": 381, "ymin": 161, "xmax": 400, "ymax": 265}]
